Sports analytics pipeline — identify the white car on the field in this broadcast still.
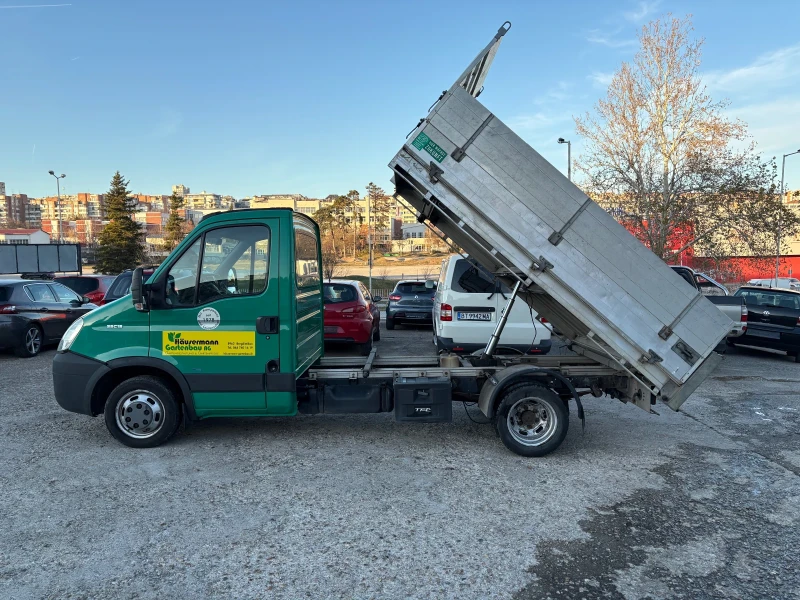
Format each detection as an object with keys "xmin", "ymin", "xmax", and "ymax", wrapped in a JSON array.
[{"xmin": 433, "ymin": 255, "xmax": 551, "ymax": 355}]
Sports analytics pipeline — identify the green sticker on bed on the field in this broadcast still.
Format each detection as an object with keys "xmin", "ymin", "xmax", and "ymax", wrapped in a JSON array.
[{"xmin": 411, "ymin": 132, "xmax": 448, "ymax": 163}]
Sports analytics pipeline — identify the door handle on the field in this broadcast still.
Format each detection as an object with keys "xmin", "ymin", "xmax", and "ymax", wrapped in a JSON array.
[
  {"xmin": 256, "ymin": 316, "xmax": 279, "ymax": 334},
  {"xmin": 40, "ymin": 307, "xmax": 49, "ymax": 312}
]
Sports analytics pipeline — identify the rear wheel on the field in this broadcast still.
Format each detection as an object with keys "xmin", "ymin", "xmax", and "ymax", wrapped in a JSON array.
[
  {"xmin": 386, "ymin": 318, "xmax": 395, "ymax": 330},
  {"xmin": 104, "ymin": 376, "xmax": 181, "ymax": 448},
  {"xmin": 15, "ymin": 324, "xmax": 43, "ymax": 358},
  {"xmin": 495, "ymin": 383, "xmax": 568, "ymax": 457},
  {"xmin": 373, "ymin": 325, "xmax": 380, "ymax": 341}
]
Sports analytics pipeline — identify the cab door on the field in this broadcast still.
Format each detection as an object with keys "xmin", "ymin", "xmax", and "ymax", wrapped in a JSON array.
[{"xmin": 148, "ymin": 221, "xmax": 281, "ymax": 417}]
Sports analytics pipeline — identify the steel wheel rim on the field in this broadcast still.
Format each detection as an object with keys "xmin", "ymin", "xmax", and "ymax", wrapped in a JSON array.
[
  {"xmin": 115, "ymin": 390, "xmax": 165, "ymax": 439},
  {"xmin": 26, "ymin": 327, "xmax": 41, "ymax": 355},
  {"xmin": 507, "ymin": 397, "xmax": 557, "ymax": 447}
]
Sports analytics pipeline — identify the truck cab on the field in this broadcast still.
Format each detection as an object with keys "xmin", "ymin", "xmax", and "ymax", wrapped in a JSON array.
[{"xmin": 53, "ymin": 209, "xmax": 324, "ymax": 447}]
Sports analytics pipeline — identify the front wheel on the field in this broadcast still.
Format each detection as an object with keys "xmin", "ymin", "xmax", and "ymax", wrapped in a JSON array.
[
  {"xmin": 104, "ymin": 376, "xmax": 181, "ymax": 448},
  {"xmin": 495, "ymin": 383, "xmax": 568, "ymax": 457}
]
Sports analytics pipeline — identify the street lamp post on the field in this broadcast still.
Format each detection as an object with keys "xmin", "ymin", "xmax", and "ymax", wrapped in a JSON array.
[
  {"xmin": 48, "ymin": 170, "xmax": 66, "ymax": 243},
  {"xmin": 776, "ymin": 149, "xmax": 800, "ymax": 281},
  {"xmin": 367, "ymin": 189, "xmax": 373, "ymax": 293},
  {"xmin": 558, "ymin": 138, "xmax": 571, "ymax": 181}
]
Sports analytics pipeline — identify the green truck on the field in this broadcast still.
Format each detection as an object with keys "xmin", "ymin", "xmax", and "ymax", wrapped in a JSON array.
[{"xmin": 52, "ymin": 25, "xmax": 729, "ymax": 457}]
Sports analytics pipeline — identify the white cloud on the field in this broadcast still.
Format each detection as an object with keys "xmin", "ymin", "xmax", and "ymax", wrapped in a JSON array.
[
  {"xmin": 588, "ymin": 71, "xmax": 614, "ymax": 88},
  {"xmin": 623, "ymin": 1, "xmax": 661, "ymax": 23},
  {"xmin": 704, "ymin": 44, "xmax": 800, "ymax": 95},
  {"xmin": 586, "ymin": 29, "xmax": 637, "ymax": 48}
]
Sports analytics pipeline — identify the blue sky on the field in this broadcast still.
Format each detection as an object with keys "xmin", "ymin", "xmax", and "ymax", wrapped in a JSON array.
[{"xmin": 2, "ymin": 0, "xmax": 799, "ymax": 199}]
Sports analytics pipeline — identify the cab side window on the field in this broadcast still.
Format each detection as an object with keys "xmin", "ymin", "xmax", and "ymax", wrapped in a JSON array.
[
  {"xmin": 166, "ymin": 238, "xmax": 202, "ymax": 307},
  {"xmin": 196, "ymin": 226, "xmax": 270, "ymax": 305},
  {"xmin": 164, "ymin": 226, "xmax": 270, "ymax": 308}
]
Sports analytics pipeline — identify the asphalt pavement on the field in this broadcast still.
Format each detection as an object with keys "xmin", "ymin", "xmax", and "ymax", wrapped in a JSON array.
[{"xmin": 0, "ymin": 324, "xmax": 798, "ymax": 599}]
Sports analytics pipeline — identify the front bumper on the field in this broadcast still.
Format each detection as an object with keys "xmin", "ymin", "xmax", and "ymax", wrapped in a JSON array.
[{"xmin": 52, "ymin": 351, "xmax": 110, "ymax": 416}]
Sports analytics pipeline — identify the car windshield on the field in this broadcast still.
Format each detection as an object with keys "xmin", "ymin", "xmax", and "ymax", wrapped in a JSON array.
[
  {"xmin": 396, "ymin": 282, "xmax": 433, "ymax": 294},
  {"xmin": 323, "ymin": 284, "xmax": 357, "ymax": 303},
  {"xmin": 56, "ymin": 277, "xmax": 99, "ymax": 295},
  {"xmin": 736, "ymin": 289, "xmax": 800, "ymax": 310}
]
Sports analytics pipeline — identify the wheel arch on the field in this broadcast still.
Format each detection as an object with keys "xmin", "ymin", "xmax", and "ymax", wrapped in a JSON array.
[
  {"xmin": 477, "ymin": 364, "xmax": 584, "ymax": 426},
  {"xmin": 90, "ymin": 357, "xmax": 196, "ymax": 419}
]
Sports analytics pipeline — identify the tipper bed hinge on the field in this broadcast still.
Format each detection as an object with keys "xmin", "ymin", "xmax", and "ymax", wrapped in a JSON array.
[
  {"xmin": 429, "ymin": 162, "xmax": 444, "ymax": 184},
  {"xmin": 532, "ymin": 256, "xmax": 554, "ymax": 273},
  {"xmin": 639, "ymin": 350, "xmax": 663, "ymax": 364}
]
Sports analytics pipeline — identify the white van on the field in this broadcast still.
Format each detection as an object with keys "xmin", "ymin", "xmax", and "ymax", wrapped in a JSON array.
[
  {"xmin": 747, "ymin": 278, "xmax": 800, "ymax": 291},
  {"xmin": 433, "ymin": 255, "xmax": 552, "ymax": 354}
]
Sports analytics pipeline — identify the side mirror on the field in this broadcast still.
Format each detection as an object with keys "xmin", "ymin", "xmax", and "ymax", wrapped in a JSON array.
[
  {"xmin": 69, "ymin": 299, "xmax": 82, "ymax": 307},
  {"xmin": 131, "ymin": 267, "xmax": 147, "ymax": 312},
  {"xmin": 372, "ymin": 296, "xmax": 382, "ymax": 302},
  {"xmin": 81, "ymin": 296, "xmax": 91, "ymax": 304},
  {"xmin": 425, "ymin": 280, "xmax": 436, "ymax": 289}
]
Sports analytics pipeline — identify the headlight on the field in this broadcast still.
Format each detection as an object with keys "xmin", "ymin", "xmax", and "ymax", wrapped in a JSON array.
[{"xmin": 58, "ymin": 318, "xmax": 84, "ymax": 352}]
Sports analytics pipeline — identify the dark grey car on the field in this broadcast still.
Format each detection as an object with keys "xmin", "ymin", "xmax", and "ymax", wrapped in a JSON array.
[
  {"xmin": 386, "ymin": 280, "xmax": 436, "ymax": 330},
  {"xmin": 732, "ymin": 286, "xmax": 800, "ymax": 360},
  {"xmin": 0, "ymin": 279, "xmax": 97, "ymax": 357}
]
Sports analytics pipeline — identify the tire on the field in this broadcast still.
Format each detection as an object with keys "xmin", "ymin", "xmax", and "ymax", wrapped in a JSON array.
[
  {"xmin": 359, "ymin": 334, "xmax": 374, "ymax": 356},
  {"xmin": 495, "ymin": 383, "xmax": 569, "ymax": 457},
  {"xmin": 373, "ymin": 324, "xmax": 381, "ymax": 342},
  {"xmin": 790, "ymin": 350, "xmax": 799, "ymax": 362},
  {"xmin": 386, "ymin": 318, "xmax": 395, "ymax": 330},
  {"xmin": 14, "ymin": 323, "xmax": 43, "ymax": 358},
  {"xmin": 104, "ymin": 376, "xmax": 181, "ymax": 448}
]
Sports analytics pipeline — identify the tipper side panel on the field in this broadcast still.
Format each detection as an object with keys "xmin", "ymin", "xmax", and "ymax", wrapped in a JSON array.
[{"xmin": 390, "ymin": 87, "xmax": 731, "ymax": 395}]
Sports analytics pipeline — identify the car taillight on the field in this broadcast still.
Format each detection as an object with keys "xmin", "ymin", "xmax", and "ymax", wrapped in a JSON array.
[
  {"xmin": 0, "ymin": 304, "xmax": 17, "ymax": 314},
  {"xmin": 440, "ymin": 303, "xmax": 452, "ymax": 321},
  {"xmin": 342, "ymin": 305, "xmax": 367, "ymax": 318},
  {"xmin": 539, "ymin": 317, "xmax": 548, "ymax": 323},
  {"xmin": 740, "ymin": 305, "xmax": 748, "ymax": 322},
  {"xmin": 389, "ymin": 294, "xmax": 402, "ymax": 301}
]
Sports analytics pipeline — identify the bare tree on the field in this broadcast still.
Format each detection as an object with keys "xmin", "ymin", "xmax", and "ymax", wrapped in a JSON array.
[
  {"xmin": 575, "ymin": 15, "xmax": 799, "ymax": 263},
  {"xmin": 321, "ymin": 241, "xmax": 345, "ymax": 282}
]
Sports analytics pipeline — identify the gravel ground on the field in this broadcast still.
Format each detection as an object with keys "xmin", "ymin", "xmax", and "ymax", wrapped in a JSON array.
[{"xmin": 1, "ymin": 324, "xmax": 798, "ymax": 600}]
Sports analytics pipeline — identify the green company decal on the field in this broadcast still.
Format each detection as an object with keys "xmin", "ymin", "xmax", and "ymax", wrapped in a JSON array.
[{"xmin": 411, "ymin": 132, "xmax": 448, "ymax": 163}]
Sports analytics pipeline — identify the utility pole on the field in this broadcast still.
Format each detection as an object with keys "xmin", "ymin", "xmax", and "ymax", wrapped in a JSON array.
[
  {"xmin": 558, "ymin": 138, "xmax": 571, "ymax": 181},
  {"xmin": 48, "ymin": 171, "xmax": 66, "ymax": 243},
  {"xmin": 776, "ymin": 149, "xmax": 800, "ymax": 281}
]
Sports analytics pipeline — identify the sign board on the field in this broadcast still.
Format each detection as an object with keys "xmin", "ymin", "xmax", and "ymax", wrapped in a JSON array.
[{"xmin": 0, "ymin": 244, "xmax": 82, "ymax": 274}]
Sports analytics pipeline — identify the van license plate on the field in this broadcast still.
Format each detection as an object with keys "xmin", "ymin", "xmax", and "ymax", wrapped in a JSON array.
[{"xmin": 457, "ymin": 312, "xmax": 491, "ymax": 321}]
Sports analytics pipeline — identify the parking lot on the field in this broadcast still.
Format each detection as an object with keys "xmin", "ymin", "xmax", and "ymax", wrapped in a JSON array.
[{"xmin": 1, "ymin": 322, "xmax": 799, "ymax": 600}]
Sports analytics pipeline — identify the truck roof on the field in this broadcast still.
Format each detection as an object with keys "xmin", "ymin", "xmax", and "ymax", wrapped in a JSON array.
[{"xmin": 198, "ymin": 207, "xmax": 299, "ymax": 223}]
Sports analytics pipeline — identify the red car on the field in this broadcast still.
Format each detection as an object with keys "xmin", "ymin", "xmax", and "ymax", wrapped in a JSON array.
[
  {"xmin": 323, "ymin": 279, "xmax": 381, "ymax": 355},
  {"xmin": 54, "ymin": 275, "xmax": 116, "ymax": 306}
]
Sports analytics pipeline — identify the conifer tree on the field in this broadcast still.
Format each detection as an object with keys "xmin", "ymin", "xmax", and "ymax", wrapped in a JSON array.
[{"xmin": 95, "ymin": 171, "xmax": 146, "ymax": 274}]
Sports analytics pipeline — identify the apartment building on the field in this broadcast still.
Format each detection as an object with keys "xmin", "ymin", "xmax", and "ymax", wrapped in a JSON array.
[
  {"xmin": 184, "ymin": 191, "xmax": 222, "ymax": 210},
  {"xmin": 0, "ymin": 193, "xmax": 30, "ymax": 226},
  {"xmin": 172, "ymin": 184, "xmax": 190, "ymax": 197}
]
